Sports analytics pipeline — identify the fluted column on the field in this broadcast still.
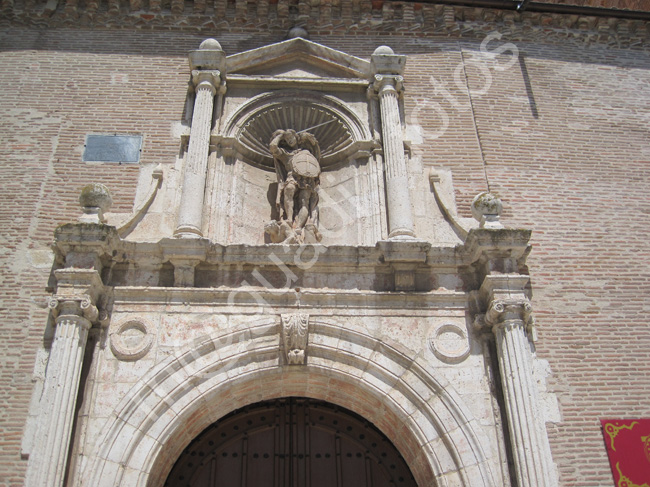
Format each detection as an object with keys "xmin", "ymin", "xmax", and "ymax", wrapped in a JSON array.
[
  {"xmin": 484, "ymin": 297, "xmax": 556, "ymax": 487},
  {"xmin": 370, "ymin": 46, "xmax": 415, "ymax": 239},
  {"xmin": 175, "ymin": 69, "xmax": 222, "ymax": 238},
  {"xmin": 25, "ymin": 294, "xmax": 98, "ymax": 487},
  {"xmin": 175, "ymin": 38, "xmax": 227, "ymax": 238}
]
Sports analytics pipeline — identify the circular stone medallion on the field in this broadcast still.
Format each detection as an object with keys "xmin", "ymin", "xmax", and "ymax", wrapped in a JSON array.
[
  {"xmin": 428, "ymin": 322, "xmax": 470, "ymax": 364},
  {"xmin": 109, "ymin": 319, "xmax": 153, "ymax": 361}
]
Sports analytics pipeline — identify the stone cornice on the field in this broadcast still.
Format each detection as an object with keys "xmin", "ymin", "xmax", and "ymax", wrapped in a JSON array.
[
  {"xmin": 464, "ymin": 228, "xmax": 532, "ymax": 282},
  {"xmin": 52, "ymin": 223, "xmax": 534, "ymax": 292},
  {"xmin": 2, "ymin": 2, "xmax": 649, "ymax": 50}
]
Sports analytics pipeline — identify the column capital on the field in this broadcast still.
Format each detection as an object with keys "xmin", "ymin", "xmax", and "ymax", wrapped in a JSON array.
[
  {"xmin": 484, "ymin": 297, "xmax": 533, "ymax": 328},
  {"xmin": 477, "ymin": 273, "xmax": 537, "ymax": 339},
  {"xmin": 48, "ymin": 294, "xmax": 98, "ymax": 325},
  {"xmin": 191, "ymin": 69, "xmax": 222, "ymax": 93},
  {"xmin": 372, "ymin": 74, "xmax": 404, "ymax": 95}
]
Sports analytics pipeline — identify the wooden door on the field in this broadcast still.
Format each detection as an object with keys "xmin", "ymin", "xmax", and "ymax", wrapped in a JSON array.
[{"xmin": 165, "ymin": 397, "xmax": 417, "ymax": 487}]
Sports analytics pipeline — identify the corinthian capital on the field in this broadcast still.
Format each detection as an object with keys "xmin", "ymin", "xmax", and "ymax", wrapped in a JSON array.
[{"xmin": 48, "ymin": 294, "xmax": 99, "ymax": 324}]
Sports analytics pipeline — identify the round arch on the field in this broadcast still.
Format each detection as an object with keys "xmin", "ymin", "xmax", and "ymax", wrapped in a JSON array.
[
  {"xmin": 83, "ymin": 319, "xmax": 498, "ymax": 487},
  {"xmin": 164, "ymin": 396, "xmax": 419, "ymax": 486}
]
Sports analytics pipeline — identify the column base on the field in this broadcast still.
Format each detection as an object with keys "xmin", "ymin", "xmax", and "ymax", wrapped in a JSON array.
[
  {"xmin": 174, "ymin": 225, "xmax": 203, "ymax": 238},
  {"xmin": 388, "ymin": 228, "xmax": 416, "ymax": 239}
]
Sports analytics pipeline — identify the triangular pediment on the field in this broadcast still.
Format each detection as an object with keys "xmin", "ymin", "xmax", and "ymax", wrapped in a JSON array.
[{"xmin": 226, "ymin": 38, "xmax": 371, "ymax": 80}]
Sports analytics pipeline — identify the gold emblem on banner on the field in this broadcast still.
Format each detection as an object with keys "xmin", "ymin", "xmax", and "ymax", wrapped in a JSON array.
[
  {"xmin": 642, "ymin": 435, "xmax": 650, "ymax": 464},
  {"xmin": 615, "ymin": 463, "xmax": 650, "ymax": 487},
  {"xmin": 605, "ymin": 422, "xmax": 639, "ymax": 451}
]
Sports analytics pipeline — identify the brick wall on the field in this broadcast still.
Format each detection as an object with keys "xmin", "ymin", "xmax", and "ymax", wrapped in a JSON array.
[{"xmin": 0, "ymin": 6, "xmax": 648, "ymax": 486}]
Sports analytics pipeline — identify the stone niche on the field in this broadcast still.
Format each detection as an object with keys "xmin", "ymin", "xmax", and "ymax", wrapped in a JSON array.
[{"xmin": 204, "ymin": 39, "xmax": 382, "ymax": 246}]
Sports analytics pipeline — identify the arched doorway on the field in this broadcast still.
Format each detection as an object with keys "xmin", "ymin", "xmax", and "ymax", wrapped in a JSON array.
[{"xmin": 164, "ymin": 397, "xmax": 417, "ymax": 487}]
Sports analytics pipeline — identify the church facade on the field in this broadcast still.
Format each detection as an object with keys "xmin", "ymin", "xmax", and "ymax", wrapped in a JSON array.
[{"xmin": 1, "ymin": 1, "xmax": 649, "ymax": 486}]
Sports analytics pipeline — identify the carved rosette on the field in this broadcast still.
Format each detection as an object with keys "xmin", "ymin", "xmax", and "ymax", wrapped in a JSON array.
[{"xmin": 281, "ymin": 313, "xmax": 309, "ymax": 365}]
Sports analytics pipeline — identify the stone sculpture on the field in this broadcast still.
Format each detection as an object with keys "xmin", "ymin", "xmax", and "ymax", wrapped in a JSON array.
[{"xmin": 265, "ymin": 129, "xmax": 323, "ymax": 244}]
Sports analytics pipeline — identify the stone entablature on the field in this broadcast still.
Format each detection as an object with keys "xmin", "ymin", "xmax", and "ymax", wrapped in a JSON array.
[{"xmin": 50, "ymin": 223, "xmax": 529, "ymax": 293}]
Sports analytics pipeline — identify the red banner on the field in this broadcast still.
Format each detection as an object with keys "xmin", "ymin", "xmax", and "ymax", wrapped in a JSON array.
[{"xmin": 601, "ymin": 419, "xmax": 650, "ymax": 487}]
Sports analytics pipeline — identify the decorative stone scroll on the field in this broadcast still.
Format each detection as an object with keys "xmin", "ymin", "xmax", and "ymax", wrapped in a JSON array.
[{"xmin": 281, "ymin": 313, "xmax": 309, "ymax": 365}]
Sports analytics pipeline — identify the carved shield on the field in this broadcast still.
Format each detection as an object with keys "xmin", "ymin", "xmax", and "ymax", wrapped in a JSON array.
[{"xmin": 291, "ymin": 150, "xmax": 320, "ymax": 178}]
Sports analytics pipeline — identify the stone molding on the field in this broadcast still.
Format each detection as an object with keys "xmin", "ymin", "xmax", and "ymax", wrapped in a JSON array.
[
  {"xmin": 226, "ymin": 37, "xmax": 370, "ymax": 80},
  {"xmin": 52, "ymin": 223, "xmax": 506, "ymax": 273},
  {"xmin": 51, "ymin": 224, "xmax": 538, "ymax": 295}
]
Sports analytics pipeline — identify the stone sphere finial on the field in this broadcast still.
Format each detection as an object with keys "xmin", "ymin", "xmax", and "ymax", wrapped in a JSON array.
[
  {"xmin": 199, "ymin": 38, "xmax": 222, "ymax": 50},
  {"xmin": 79, "ymin": 183, "xmax": 113, "ymax": 224},
  {"xmin": 287, "ymin": 26, "xmax": 309, "ymax": 39},
  {"xmin": 471, "ymin": 192, "xmax": 504, "ymax": 229},
  {"xmin": 373, "ymin": 45, "xmax": 394, "ymax": 55}
]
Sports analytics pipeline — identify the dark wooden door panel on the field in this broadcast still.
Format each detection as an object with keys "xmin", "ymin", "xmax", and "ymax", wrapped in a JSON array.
[{"xmin": 165, "ymin": 398, "xmax": 417, "ymax": 487}]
